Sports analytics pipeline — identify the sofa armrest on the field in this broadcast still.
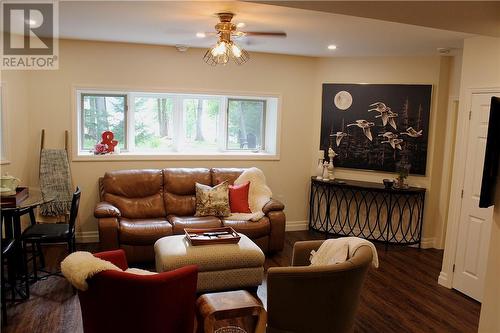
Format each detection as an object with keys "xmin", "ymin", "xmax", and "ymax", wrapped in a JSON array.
[
  {"xmin": 93, "ymin": 249, "xmax": 129, "ymax": 270},
  {"xmin": 267, "ymin": 211, "xmax": 286, "ymax": 253},
  {"xmin": 94, "ymin": 202, "xmax": 121, "ymax": 218},
  {"xmin": 262, "ymin": 199, "xmax": 285, "ymax": 214},
  {"xmin": 98, "ymin": 217, "xmax": 120, "ymax": 251},
  {"xmin": 291, "ymin": 240, "xmax": 325, "ymax": 267}
]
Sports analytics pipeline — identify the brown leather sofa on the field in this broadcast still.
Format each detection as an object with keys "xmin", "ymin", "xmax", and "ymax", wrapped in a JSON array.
[
  {"xmin": 266, "ymin": 240, "xmax": 373, "ymax": 333},
  {"xmin": 94, "ymin": 168, "xmax": 286, "ymax": 263}
]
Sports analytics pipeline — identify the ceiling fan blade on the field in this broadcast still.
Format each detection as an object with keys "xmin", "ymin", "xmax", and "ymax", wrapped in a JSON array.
[
  {"xmin": 241, "ymin": 31, "xmax": 287, "ymax": 37},
  {"xmin": 202, "ymin": 32, "xmax": 219, "ymax": 37}
]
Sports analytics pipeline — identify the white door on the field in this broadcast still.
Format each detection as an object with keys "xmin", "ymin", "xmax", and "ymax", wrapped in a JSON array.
[{"xmin": 452, "ymin": 93, "xmax": 496, "ymax": 301}]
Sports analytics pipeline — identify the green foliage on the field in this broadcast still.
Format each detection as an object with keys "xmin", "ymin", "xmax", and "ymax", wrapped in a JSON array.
[
  {"xmin": 134, "ymin": 97, "xmax": 174, "ymax": 150},
  {"xmin": 82, "ymin": 96, "xmax": 125, "ymax": 149},
  {"xmin": 227, "ymin": 100, "xmax": 264, "ymax": 150}
]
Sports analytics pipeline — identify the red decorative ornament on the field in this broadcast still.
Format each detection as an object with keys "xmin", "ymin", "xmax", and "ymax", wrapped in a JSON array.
[{"xmin": 100, "ymin": 131, "xmax": 118, "ymax": 152}]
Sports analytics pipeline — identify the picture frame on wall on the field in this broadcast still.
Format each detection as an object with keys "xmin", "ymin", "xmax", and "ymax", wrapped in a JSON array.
[{"xmin": 320, "ymin": 83, "xmax": 432, "ymax": 175}]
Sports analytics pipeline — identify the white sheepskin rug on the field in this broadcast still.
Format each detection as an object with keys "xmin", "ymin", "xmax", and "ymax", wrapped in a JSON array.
[
  {"xmin": 61, "ymin": 251, "xmax": 121, "ymax": 291},
  {"xmin": 310, "ymin": 237, "xmax": 379, "ymax": 268},
  {"xmin": 226, "ymin": 167, "xmax": 272, "ymax": 222},
  {"xmin": 61, "ymin": 251, "xmax": 157, "ymax": 291}
]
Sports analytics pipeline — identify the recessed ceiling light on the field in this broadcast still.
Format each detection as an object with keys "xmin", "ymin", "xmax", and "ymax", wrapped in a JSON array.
[
  {"xmin": 236, "ymin": 22, "xmax": 246, "ymax": 28},
  {"xmin": 28, "ymin": 19, "xmax": 37, "ymax": 26},
  {"xmin": 196, "ymin": 32, "xmax": 206, "ymax": 38},
  {"xmin": 328, "ymin": 44, "xmax": 337, "ymax": 50}
]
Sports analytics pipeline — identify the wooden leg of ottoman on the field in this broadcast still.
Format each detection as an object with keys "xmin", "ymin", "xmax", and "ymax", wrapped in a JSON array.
[{"xmin": 196, "ymin": 290, "xmax": 266, "ymax": 333}]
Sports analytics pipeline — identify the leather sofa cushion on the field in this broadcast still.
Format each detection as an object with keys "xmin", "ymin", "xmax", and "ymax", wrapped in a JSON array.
[
  {"xmin": 223, "ymin": 217, "xmax": 271, "ymax": 239},
  {"xmin": 211, "ymin": 168, "xmax": 244, "ymax": 186},
  {"xmin": 167, "ymin": 215, "xmax": 222, "ymax": 235},
  {"xmin": 103, "ymin": 169, "xmax": 163, "ymax": 198},
  {"xmin": 104, "ymin": 193, "xmax": 165, "ymax": 219},
  {"xmin": 119, "ymin": 218, "xmax": 172, "ymax": 245},
  {"xmin": 102, "ymin": 169, "xmax": 166, "ymax": 219},
  {"xmin": 164, "ymin": 192, "xmax": 196, "ymax": 216},
  {"xmin": 163, "ymin": 168, "xmax": 211, "ymax": 195}
]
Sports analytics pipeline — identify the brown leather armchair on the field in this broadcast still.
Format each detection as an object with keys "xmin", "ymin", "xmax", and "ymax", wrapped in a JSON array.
[
  {"xmin": 266, "ymin": 240, "xmax": 373, "ymax": 333},
  {"xmin": 95, "ymin": 168, "xmax": 286, "ymax": 263}
]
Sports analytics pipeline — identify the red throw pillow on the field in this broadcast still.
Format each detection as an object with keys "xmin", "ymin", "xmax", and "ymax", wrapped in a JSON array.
[{"xmin": 229, "ymin": 181, "xmax": 252, "ymax": 213}]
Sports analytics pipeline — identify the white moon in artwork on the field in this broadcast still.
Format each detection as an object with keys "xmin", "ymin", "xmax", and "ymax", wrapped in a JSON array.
[{"xmin": 334, "ymin": 91, "xmax": 353, "ymax": 110}]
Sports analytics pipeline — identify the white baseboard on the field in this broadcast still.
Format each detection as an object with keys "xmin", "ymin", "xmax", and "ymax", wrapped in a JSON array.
[
  {"xmin": 438, "ymin": 271, "xmax": 452, "ymax": 288},
  {"xmin": 76, "ymin": 231, "xmax": 99, "ymax": 243},
  {"xmin": 285, "ymin": 220, "xmax": 308, "ymax": 231},
  {"xmin": 419, "ymin": 237, "xmax": 436, "ymax": 249}
]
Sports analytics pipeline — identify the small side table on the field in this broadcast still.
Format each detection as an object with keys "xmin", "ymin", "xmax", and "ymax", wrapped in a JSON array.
[{"xmin": 196, "ymin": 290, "xmax": 266, "ymax": 333}]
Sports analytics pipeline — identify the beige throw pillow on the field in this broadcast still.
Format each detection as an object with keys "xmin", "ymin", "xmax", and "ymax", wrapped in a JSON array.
[{"xmin": 195, "ymin": 181, "xmax": 231, "ymax": 217}]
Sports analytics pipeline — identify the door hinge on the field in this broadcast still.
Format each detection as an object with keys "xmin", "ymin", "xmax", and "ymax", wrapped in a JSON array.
[
  {"xmin": 469, "ymin": 110, "xmax": 472, "ymax": 120},
  {"xmin": 461, "ymin": 189, "xmax": 464, "ymax": 198},
  {"xmin": 453, "ymin": 264, "xmax": 455, "ymax": 272}
]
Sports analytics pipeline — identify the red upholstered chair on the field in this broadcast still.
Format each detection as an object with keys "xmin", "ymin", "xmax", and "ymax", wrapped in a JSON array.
[{"xmin": 77, "ymin": 249, "xmax": 198, "ymax": 333}]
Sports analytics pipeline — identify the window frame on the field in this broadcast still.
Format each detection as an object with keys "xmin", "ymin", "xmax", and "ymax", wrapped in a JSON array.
[
  {"xmin": 79, "ymin": 92, "xmax": 129, "ymax": 151},
  {"xmin": 73, "ymin": 87, "xmax": 281, "ymax": 161}
]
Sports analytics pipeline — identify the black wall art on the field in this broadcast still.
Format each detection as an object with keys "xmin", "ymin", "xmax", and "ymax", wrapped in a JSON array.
[{"xmin": 320, "ymin": 83, "xmax": 432, "ymax": 175}]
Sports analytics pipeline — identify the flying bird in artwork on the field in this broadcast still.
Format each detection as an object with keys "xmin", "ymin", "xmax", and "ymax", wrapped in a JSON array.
[
  {"xmin": 369, "ymin": 102, "xmax": 391, "ymax": 126},
  {"xmin": 347, "ymin": 120, "xmax": 375, "ymax": 141},
  {"xmin": 382, "ymin": 137, "xmax": 404, "ymax": 150},
  {"xmin": 400, "ymin": 126, "xmax": 423, "ymax": 138},
  {"xmin": 387, "ymin": 111, "xmax": 398, "ymax": 130},
  {"xmin": 368, "ymin": 102, "xmax": 389, "ymax": 113},
  {"xmin": 332, "ymin": 131, "xmax": 348, "ymax": 146},
  {"xmin": 378, "ymin": 132, "xmax": 398, "ymax": 140}
]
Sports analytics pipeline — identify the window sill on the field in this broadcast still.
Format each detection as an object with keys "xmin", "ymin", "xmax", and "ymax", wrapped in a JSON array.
[
  {"xmin": 0, "ymin": 159, "xmax": 11, "ymax": 165},
  {"xmin": 73, "ymin": 151, "xmax": 280, "ymax": 162}
]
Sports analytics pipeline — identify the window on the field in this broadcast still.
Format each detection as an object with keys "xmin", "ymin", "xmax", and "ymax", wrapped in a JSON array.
[
  {"xmin": 76, "ymin": 90, "xmax": 279, "ymax": 159},
  {"xmin": 81, "ymin": 94, "xmax": 127, "ymax": 150},
  {"xmin": 134, "ymin": 95, "xmax": 174, "ymax": 150},
  {"xmin": 227, "ymin": 99, "xmax": 265, "ymax": 151}
]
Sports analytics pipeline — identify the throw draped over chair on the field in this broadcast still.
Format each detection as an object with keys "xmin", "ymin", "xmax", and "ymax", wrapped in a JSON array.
[
  {"xmin": 77, "ymin": 250, "xmax": 198, "ymax": 333},
  {"xmin": 266, "ymin": 240, "xmax": 373, "ymax": 333}
]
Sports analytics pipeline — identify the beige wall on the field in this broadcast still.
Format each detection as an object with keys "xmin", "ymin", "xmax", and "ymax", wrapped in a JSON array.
[
  {"xmin": 1, "ymin": 70, "xmax": 30, "ymax": 183},
  {"xmin": 5, "ymin": 39, "xmax": 318, "ymax": 237},
  {"xmin": 2, "ymin": 39, "xmax": 456, "ymax": 247},
  {"xmin": 312, "ymin": 56, "xmax": 452, "ymax": 244}
]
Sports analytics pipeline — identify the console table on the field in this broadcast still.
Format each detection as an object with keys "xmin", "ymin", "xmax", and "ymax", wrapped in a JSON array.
[{"xmin": 308, "ymin": 177, "xmax": 426, "ymax": 248}]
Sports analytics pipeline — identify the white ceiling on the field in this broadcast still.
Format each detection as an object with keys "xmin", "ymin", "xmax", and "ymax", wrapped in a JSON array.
[{"xmin": 58, "ymin": 1, "xmax": 473, "ymax": 57}]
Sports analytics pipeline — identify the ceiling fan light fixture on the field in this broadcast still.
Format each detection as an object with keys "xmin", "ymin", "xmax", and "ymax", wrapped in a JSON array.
[
  {"xmin": 211, "ymin": 41, "xmax": 227, "ymax": 56},
  {"xmin": 231, "ymin": 43, "xmax": 242, "ymax": 57},
  {"xmin": 204, "ymin": 40, "xmax": 249, "ymax": 66}
]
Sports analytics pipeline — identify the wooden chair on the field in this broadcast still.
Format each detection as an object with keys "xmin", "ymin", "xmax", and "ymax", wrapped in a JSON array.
[{"xmin": 21, "ymin": 187, "xmax": 81, "ymax": 281}]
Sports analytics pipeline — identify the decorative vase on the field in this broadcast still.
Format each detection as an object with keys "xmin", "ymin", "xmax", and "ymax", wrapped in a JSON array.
[
  {"xmin": 316, "ymin": 159, "xmax": 324, "ymax": 179},
  {"xmin": 327, "ymin": 148, "xmax": 338, "ymax": 180},
  {"xmin": 328, "ymin": 162, "xmax": 335, "ymax": 180},
  {"xmin": 322, "ymin": 162, "xmax": 330, "ymax": 180}
]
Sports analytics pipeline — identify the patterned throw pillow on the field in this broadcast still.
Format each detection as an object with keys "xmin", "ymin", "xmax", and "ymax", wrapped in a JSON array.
[{"xmin": 194, "ymin": 181, "xmax": 231, "ymax": 217}]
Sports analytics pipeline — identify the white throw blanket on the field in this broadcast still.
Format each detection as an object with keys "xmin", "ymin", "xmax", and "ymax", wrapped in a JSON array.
[
  {"xmin": 310, "ymin": 237, "xmax": 379, "ymax": 268},
  {"xmin": 226, "ymin": 167, "xmax": 272, "ymax": 221},
  {"xmin": 61, "ymin": 251, "xmax": 157, "ymax": 291}
]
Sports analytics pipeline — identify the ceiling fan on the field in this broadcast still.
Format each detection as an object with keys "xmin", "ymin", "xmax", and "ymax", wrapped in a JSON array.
[{"xmin": 202, "ymin": 12, "xmax": 287, "ymax": 66}]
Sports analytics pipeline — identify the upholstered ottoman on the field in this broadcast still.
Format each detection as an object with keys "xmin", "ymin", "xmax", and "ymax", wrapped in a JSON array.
[{"xmin": 154, "ymin": 234, "xmax": 265, "ymax": 292}]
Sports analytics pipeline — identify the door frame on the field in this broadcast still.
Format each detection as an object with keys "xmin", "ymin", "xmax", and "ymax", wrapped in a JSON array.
[{"xmin": 439, "ymin": 87, "xmax": 500, "ymax": 289}]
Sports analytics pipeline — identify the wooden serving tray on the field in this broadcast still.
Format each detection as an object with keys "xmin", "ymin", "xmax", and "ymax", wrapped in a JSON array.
[
  {"xmin": 1, "ymin": 187, "xmax": 29, "ymax": 207},
  {"xmin": 185, "ymin": 227, "xmax": 241, "ymax": 246}
]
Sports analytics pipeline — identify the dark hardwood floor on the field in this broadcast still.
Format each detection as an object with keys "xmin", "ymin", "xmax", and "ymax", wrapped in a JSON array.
[{"xmin": 2, "ymin": 231, "xmax": 480, "ymax": 333}]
